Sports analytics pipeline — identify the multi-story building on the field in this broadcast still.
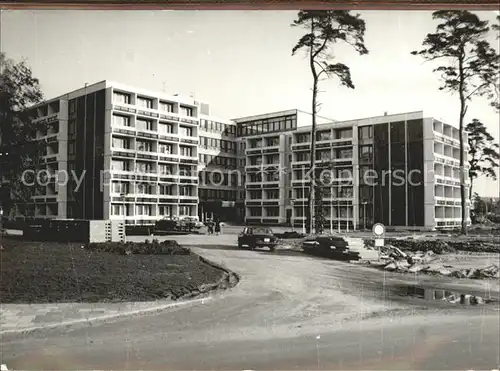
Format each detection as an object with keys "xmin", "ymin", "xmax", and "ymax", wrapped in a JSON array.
[
  {"xmin": 233, "ymin": 110, "xmax": 334, "ymax": 225},
  {"xmin": 197, "ymin": 115, "xmax": 244, "ymax": 222},
  {"xmin": 9, "ymin": 79, "xmax": 470, "ymax": 231},
  {"xmin": 289, "ymin": 111, "xmax": 471, "ymax": 231},
  {"xmin": 17, "ymin": 81, "xmax": 201, "ymax": 225}
]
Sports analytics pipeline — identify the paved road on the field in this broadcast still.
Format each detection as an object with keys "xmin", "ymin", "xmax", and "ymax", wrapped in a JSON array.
[{"xmin": 2, "ymin": 241, "xmax": 499, "ymax": 370}]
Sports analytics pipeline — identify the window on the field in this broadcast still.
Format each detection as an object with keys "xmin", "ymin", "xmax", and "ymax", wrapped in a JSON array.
[
  {"xmin": 159, "ymin": 205, "xmax": 172, "ymax": 216},
  {"xmin": 179, "ymin": 205, "xmax": 191, "ymax": 216},
  {"xmin": 266, "ymin": 190, "xmax": 279, "ymax": 199},
  {"xmin": 112, "ymin": 160, "xmax": 130, "ymax": 171},
  {"xmin": 158, "ymin": 122, "xmax": 173, "ymax": 134},
  {"xmin": 317, "ymin": 131, "xmax": 331, "ymax": 141},
  {"xmin": 113, "ymin": 137, "xmax": 130, "ymax": 150},
  {"xmin": 68, "ymin": 141, "xmax": 76, "ymax": 155},
  {"xmin": 159, "ymin": 164, "xmax": 173, "ymax": 175},
  {"xmin": 266, "ymin": 171, "xmax": 280, "ymax": 181},
  {"xmin": 297, "ymin": 152, "xmax": 310, "ymax": 162},
  {"xmin": 68, "ymin": 120, "xmax": 76, "ymax": 135},
  {"xmin": 250, "ymin": 157, "xmax": 263, "ymax": 166},
  {"xmin": 136, "ymin": 140, "xmax": 152, "ymax": 152},
  {"xmin": 136, "ymin": 161, "xmax": 153, "ymax": 173},
  {"xmin": 266, "ymin": 137, "xmax": 279, "ymax": 146},
  {"xmin": 339, "ymin": 187, "xmax": 353, "ymax": 198},
  {"xmin": 137, "ymin": 97, "xmax": 153, "ymax": 109},
  {"xmin": 296, "ymin": 133, "xmax": 310, "ymax": 143},
  {"xmin": 69, "ymin": 100, "xmax": 76, "ymax": 114},
  {"xmin": 136, "ymin": 204, "xmax": 152, "ymax": 216},
  {"xmin": 179, "ymin": 165, "xmax": 192, "ymax": 176},
  {"xmin": 316, "ymin": 150, "xmax": 331, "ymax": 161},
  {"xmin": 337, "ymin": 148, "xmax": 353, "ymax": 159},
  {"xmin": 113, "ymin": 114, "xmax": 130, "ymax": 127},
  {"xmin": 159, "ymin": 101, "xmax": 174, "ymax": 112},
  {"xmin": 267, "ymin": 207, "xmax": 279, "ymax": 217},
  {"xmin": 179, "ymin": 186, "xmax": 192, "ymax": 196},
  {"xmin": 112, "ymin": 181, "xmax": 129, "ymax": 194},
  {"xmin": 136, "ymin": 118, "xmax": 153, "ymax": 131},
  {"xmin": 158, "ymin": 143, "xmax": 172, "ymax": 154},
  {"xmin": 180, "ymin": 106, "xmax": 193, "ymax": 117},
  {"xmin": 113, "ymin": 91, "xmax": 130, "ymax": 104},
  {"xmin": 179, "ymin": 146, "xmax": 193, "ymax": 157},
  {"xmin": 159, "ymin": 185, "xmax": 173, "ymax": 195},
  {"xmin": 137, "ymin": 183, "xmax": 153, "ymax": 195},
  {"xmin": 359, "ymin": 126, "xmax": 373, "ymax": 140},
  {"xmin": 179, "ymin": 126, "xmax": 193, "ymax": 137},
  {"xmin": 112, "ymin": 205, "xmax": 121, "ymax": 216},
  {"xmin": 337, "ymin": 128, "xmax": 353, "ymax": 139},
  {"xmin": 359, "ymin": 145, "xmax": 373, "ymax": 160},
  {"xmin": 249, "ymin": 208, "xmax": 262, "ymax": 217}
]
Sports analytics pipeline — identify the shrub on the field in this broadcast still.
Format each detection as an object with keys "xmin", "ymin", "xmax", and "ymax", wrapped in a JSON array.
[{"xmin": 87, "ymin": 240, "xmax": 191, "ymax": 256}]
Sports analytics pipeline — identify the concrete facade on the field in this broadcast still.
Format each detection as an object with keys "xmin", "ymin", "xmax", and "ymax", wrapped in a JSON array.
[{"xmin": 10, "ymin": 81, "xmax": 470, "ymax": 230}]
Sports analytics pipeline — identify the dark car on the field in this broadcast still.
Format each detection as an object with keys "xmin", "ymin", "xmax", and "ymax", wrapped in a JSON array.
[
  {"xmin": 302, "ymin": 236, "xmax": 359, "ymax": 261},
  {"xmin": 153, "ymin": 217, "xmax": 179, "ymax": 234},
  {"xmin": 238, "ymin": 227, "xmax": 278, "ymax": 252}
]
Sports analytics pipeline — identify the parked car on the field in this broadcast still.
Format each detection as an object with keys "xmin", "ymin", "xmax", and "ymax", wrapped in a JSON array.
[
  {"xmin": 302, "ymin": 236, "xmax": 359, "ymax": 261},
  {"xmin": 153, "ymin": 217, "xmax": 179, "ymax": 234},
  {"xmin": 238, "ymin": 227, "xmax": 278, "ymax": 252},
  {"xmin": 178, "ymin": 216, "xmax": 204, "ymax": 230}
]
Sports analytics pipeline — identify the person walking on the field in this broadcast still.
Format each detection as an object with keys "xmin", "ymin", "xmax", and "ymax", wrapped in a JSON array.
[
  {"xmin": 214, "ymin": 219, "xmax": 221, "ymax": 236},
  {"xmin": 206, "ymin": 219, "xmax": 214, "ymax": 235}
]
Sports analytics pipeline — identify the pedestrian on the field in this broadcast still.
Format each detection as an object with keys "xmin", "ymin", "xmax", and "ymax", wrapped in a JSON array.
[
  {"xmin": 214, "ymin": 219, "xmax": 221, "ymax": 236},
  {"xmin": 206, "ymin": 219, "xmax": 214, "ymax": 235}
]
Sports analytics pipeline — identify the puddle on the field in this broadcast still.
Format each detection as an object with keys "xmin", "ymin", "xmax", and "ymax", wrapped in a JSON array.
[{"xmin": 394, "ymin": 284, "xmax": 498, "ymax": 305}]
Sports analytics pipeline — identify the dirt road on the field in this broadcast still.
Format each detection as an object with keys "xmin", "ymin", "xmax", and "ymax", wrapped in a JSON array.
[{"xmin": 2, "ymin": 237, "xmax": 499, "ymax": 370}]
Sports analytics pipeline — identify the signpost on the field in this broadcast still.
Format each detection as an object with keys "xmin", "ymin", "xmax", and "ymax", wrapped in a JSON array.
[{"xmin": 372, "ymin": 223, "xmax": 385, "ymax": 259}]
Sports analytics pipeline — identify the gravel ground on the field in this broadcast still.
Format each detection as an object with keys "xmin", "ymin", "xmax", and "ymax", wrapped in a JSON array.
[{"xmin": 0, "ymin": 238, "xmax": 225, "ymax": 303}]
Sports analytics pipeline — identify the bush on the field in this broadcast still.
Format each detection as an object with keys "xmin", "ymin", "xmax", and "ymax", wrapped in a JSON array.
[{"xmin": 87, "ymin": 239, "xmax": 191, "ymax": 256}]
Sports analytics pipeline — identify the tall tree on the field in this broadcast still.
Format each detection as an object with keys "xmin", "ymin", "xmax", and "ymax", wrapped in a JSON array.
[
  {"xmin": 0, "ymin": 53, "xmax": 45, "ymax": 217},
  {"xmin": 291, "ymin": 10, "xmax": 368, "ymax": 233},
  {"xmin": 412, "ymin": 11, "xmax": 500, "ymax": 235},
  {"xmin": 466, "ymin": 118, "xmax": 500, "ymax": 200}
]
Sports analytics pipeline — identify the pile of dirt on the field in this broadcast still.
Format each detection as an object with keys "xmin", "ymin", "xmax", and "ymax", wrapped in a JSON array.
[
  {"xmin": 449, "ymin": 265, "xmax": 500, "ymax": 279},
  {"xmin": 364, "ymin": 238, "xmax": 500, "ymax": 254},
  {"xmin": 0, "ymin": 238, "xmax": 231, "ymax": 304},
  {"xmin": 373, "ymin": 245, "xmax": 499, "ymax": 279}
]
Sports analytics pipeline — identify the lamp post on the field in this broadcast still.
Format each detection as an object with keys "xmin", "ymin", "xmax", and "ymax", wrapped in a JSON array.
[
  {"xmin": 362, "ymin": 201, "xmax": 367, "ymax": 231},
  {"xmin": 0, "ymin": 206, "xmax": 3, "ymax": 249},
  {"xmin": 330, "ymin": 186, "xmax": 333, "ymax": 235},
  {"xmin": 302, "ymin": 181, "xmax": 306, "ymax": 235}
]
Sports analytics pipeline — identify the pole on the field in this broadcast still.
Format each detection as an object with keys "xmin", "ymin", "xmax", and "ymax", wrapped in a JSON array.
[
  {"xmin": 363, "ymin": 202, "xmax": 367, "ymax": 231},
  {"xmin": 83, "ymin": 83, "xmax": 88, "ymax": 220},
  {"xmin": 302, "ymin": 180, "xmax": 306, "ymax": 234},
  {"xmin": 346, "ymin": 204, "xmax": 349, "ymax": 233},
  {"xmin": 330, "ymin": 186, "xmax": 333, "ymax": 235},
  {"xmin": 0, "ymin": 207, "xmax": 3, "ymax": 249},
  {"xmin": 337, "ymin": 184, "xmax": 341, "ymax": 233}
]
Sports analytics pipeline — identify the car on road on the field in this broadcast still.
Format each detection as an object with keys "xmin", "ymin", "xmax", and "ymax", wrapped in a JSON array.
[
  {"xmin": 238, "ymin": 227, "xmax": 278, "ymax": 251},
  {"xmin": 178, "ymin": 216, "xmax": 204, "ymax": 230}
]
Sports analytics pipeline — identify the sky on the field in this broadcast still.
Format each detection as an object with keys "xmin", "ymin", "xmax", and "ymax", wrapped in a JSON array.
[{"xmin": 1, "ymin": 9, "xmax": 499, "ymax": 197}]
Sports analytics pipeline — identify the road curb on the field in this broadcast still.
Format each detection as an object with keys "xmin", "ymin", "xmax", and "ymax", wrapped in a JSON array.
[
  {"xmin": 0, "ymin": 297, "xmax": 210, "ymax": 337},
  {"xmin": 178, "ymin": 255, "xmax": 240, "ymax": 300}
]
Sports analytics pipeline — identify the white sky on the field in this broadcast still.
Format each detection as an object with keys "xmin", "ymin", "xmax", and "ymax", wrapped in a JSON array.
[{"xmin": 1, "ymin": 10, "xmax": 499, "ymax": 197}]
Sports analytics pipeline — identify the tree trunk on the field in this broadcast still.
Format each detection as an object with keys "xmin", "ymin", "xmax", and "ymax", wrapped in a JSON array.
[
  {"xmin": 458, "ymin": 55, "xmax": 468, "ymax": 235},
  {"xmin": 469, "ymin": 176, "xmax": 473, "ymax": 201},
  {"xmin": 307, "ymin": 19, "xmax": 318, "ymax": 235}
]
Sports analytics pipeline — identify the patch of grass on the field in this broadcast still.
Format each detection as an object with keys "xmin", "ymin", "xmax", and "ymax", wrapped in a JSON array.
[{"xmin": 0, "ymin": 238, "xmax": 225, "ymax": 303}]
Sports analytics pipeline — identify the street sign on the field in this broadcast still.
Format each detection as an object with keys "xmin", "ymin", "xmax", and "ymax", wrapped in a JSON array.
[
  {"xmin": 372, "ymin": 223, "xmax": 385, "ymax": 256},
  {"xmin": 372, "ymin": 223, "xmax": 385, "ymax": 237}
]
